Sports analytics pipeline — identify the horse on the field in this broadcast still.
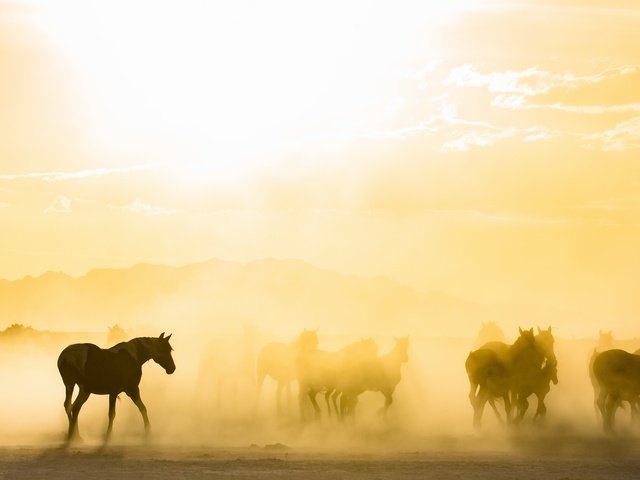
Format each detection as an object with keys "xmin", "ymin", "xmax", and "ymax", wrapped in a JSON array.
[
  {"xmin": 296, "ymin": 337, "xmax": 379, "ymax": 420},
  {"xmin": 57, "ymin": 332, "xmax": 175, "ymax": 443},
  {"xmin": 465, "ymin": 327, "xmax": 545, "ymax": 428},
  {"xmin": 592, "ymin": 349, "xmax": 640, "ymax": 433},
  {"xmin": 512, "ymin": 357, "xmax": 558, "ymax": 424},
  {"xmin": 196, "ymin": 326, "xmax": 257, "ymax": 412},
  {"xmin": 255, "ymin": 329, "xmax": 318, "ymax": 416},
  {"xmin": 472, "ymin": 321, "xmax": 506, "ymax": 350},
  {"xmin": 336, "ymin": 336, "xmax": 410, "ymax": 419}
]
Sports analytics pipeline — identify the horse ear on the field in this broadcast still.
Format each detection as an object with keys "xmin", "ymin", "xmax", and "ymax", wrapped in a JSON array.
[
  {"xmin": 165, "ymin": 333, "xmax": 172, "ymax": 341},
  {"xmin": 548, "ymin": 326, "xmax": 552, "ymax": 333},
  {"xmin": 519, "ymin": 327, "xmax": 524, "ymax": 335},
  {"xmin": 529, "ymin": 328, "xmax": 534, "ymax": 335},
  {"xmin": 159, "ymin": 332, "xmax": 165, "ymax": 339},
  {"xmin": 537, "ymin": 326, "xmax": 542, "ymax": 333}
]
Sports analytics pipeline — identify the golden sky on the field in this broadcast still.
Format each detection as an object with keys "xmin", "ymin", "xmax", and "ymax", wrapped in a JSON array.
[{"xmin": 1, "ymin": 1, "xmax": 639, "ymax": 320}]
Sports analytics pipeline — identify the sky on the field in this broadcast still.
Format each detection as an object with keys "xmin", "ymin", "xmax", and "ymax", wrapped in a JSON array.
[{"xmin": 1, "ymin": 0, "xmax": 639, "ymax": 320}]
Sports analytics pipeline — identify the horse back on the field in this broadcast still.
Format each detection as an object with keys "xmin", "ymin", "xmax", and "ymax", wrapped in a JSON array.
[
  {"xmin": 58, "ymin": 342, "xmax": 142, "ymax": 394},
  {"xmin": 593, "ymin": 349, "xmax": 640, "ymax": 393}
]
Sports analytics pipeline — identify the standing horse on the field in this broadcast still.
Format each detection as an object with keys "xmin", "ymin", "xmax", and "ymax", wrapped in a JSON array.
[
  {"xmin": 593, "ymin": 349, "xmax": 640, "ymax": 433},
  {"xmin": 255, "ymin": 329, "xmax": 318, "ymax": 416},
  {"xmin": 512, "ymin": 357, "xmax": 558, "ymax": 424},
  {"xmin": 296, "ymin": 337, "xmax": 379, "ymax": 420},
  {"xmin": 466, "ymin": 328, "xmax": 544, "ymax": 428},
  {"xmin": 57, "ymin": 332, "xmax": 176, "ymax": 442}
]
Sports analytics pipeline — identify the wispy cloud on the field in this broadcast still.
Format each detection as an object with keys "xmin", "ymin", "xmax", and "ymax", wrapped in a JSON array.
[
  {"xmin": 492, "ymin": 94, "xmax": 640, "ymax": 114},
  {"xmin": 44, "ymin": 195, "xmax": 72, "ymax": 214},
  {"xmin": 0, "ymin": 162, "xmax": 162, "ymax": 182},
  {"xmin": 586, "ymin": 115, "xmax": 640, "ymax": 151},
  {"xmin": 120, "ymin": 200, "xmax": 181, "ymax": 217},
  {"xmin": 445, "ymin": 64, "xmax": 638, "ymax": 96}
]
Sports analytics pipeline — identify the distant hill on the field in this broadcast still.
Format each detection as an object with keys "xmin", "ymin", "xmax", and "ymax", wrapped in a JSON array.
[{"xmin": 0, "ymin": 258, "xmax": 487, "ymax": 335}]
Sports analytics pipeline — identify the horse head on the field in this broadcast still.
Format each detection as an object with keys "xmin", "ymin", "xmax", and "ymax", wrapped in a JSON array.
[
  {"xmin": 294, "ymin": 328, "xmax": 319, "ymax": 351},
  {"xmin": 597, "ymin": 329, "xmax": 614, "ymax": 350},
  {"xmin": 535, "ymin": 325, "xmax": 556, "ymax": 362},
  {"xmin": 151, "ymin": 332, "xmax": 176, "ymax": 374},
  {"xmin": 392, "ymin": 336, "xmax": 410, "ymax": 363}
]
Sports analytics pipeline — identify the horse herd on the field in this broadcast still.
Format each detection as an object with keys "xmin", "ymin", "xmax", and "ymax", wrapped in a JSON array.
[{"xmin": 55, "ymin": 327, "xmax": 640, "ymax": 444}]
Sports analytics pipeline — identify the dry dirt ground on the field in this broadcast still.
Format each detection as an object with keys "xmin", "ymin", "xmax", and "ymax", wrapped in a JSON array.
[{"xmin": 1, "ymin": 436, "xmax": 639, "ymax": 480}]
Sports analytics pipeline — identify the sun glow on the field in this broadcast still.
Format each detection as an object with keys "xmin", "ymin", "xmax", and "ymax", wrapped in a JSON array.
[{"xmin": 24, "ymin": 0, "xmax": 464, "ymax": 175}]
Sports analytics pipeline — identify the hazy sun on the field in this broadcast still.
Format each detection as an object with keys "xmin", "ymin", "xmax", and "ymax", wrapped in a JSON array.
[{"xmin": 26, "ymin": 0, "xmax": 464, "ymax": 175}]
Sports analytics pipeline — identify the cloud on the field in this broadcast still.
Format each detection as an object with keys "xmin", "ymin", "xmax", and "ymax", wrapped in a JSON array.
[
  {"xmin": 586, "ymin": 115, "xmax": 640, "ymax": 151},
  {"xmin": 441, "ymin": 125, "xmax": 556, "ymax": 152},
  {"xmin": 446, "ymin": 64, "xmax": 638, "ymax": 96},
  {"xmin": 0, "ymin": 162, "xmax": 162, "ymax": 182},
  {"xmin": 44, "ymin": 195, "xmax": 72, "ymax": 214},
  {"xmin": 492, "ymin": 94, "xmax": 640, "ymax": 114}
]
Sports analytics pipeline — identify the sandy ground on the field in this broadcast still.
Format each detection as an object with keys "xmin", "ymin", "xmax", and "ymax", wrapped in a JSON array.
[{"xmin": 1, "ymin": 436, "xmax": 639, "ymax": 480}]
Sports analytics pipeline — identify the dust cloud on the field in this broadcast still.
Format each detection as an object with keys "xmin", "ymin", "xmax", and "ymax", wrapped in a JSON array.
[{"xmin": 1, "ymin": 314, "xmax": 639, "ymax": 454}]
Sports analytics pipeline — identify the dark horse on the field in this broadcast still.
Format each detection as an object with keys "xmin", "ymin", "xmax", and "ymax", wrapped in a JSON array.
[{"xmin": 57, "ymin": 332, "xmax": 176, "ymax": 442}]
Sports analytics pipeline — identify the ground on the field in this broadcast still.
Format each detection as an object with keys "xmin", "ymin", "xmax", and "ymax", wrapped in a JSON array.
[{"xmin": 1, "ymin": 436, "xmax": 639, "ymax": 480}]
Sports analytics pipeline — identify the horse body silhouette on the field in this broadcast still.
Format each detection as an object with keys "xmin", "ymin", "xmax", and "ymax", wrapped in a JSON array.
[
  {"xmin": 473, "ymin": 321, "xmax": 506, "ymax": 350},
  {"xmin": 513, "ymin": 357, "xmax": 558, "ymax": 423},
  {"xmin": 255, "ymin": 329, "xmax": 318, "ymax": 416},
  {"xmin": 465, "ymin": 328, "xmax": 546, "ymax": 428},
  {"xmin": 336, "ymin": 337, "xmax": 409, "ymax": 419},
  {"xmin": 57, "ymin": 333, "xmax": 175, "ymax": 442},
  {"xmin": 197, "ymin": 327, "xmax": 256, "ymax": 411},
  {"xmin": 592, "ymin": 348, "xmax": 640, "ymax": 432},
  {"xmin": 296, "ymin": 337, "xmax": 379, "ymax": 419}
]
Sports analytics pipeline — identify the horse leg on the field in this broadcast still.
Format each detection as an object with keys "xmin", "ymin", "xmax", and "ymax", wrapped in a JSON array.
[
  {"xmin": 276, "ymin": 382, "xmax": 284, "ymax": 416},
  {"xmin": 127, "ymin": 388, "xmax": 151, "ymax": 437},
  {"xmin": 603, "ymin": 392, "xmax": 619, "ymax": 434},
  {"xmin": 514, "ymin": 396, "xmax": 528, "ymax": 425},
  {"xmin": 298, "ymin": 383, "xmax": 308, "ymax": 421},
  {"xmin": 473, "ymin": 387, "xmax": 488, "ymax": 429},
  {"xmin": 468, "ymin": 381, "xmax": 478, "ymax": 408},
  {"xmin": 378, "ymin": 391, "xmax": 393, "ymax": 417},
  {"xmin": 488, "ymin": 397, "xmax": 504, "ymax": 424},
  {"xmin": 331, "ymin": 391, "xmax": 341, "ymax": 418},
  {"xmin": 504, "ymin": 393, "xmax": 512, "ymax": 426},
  {"xmin": 308, "ymin": 390, "xmax": 321, "ymax": 419},
  {"xmin": 285, "ymin": 382, "xmax": 292, "ymax": 414},
  {"xmin": 105, "ymin": 393, "xmax": 117, "ymax": 441},
  {"xmin": 67, "ymin": 387, "xmax": 90, "ymax": 442},
  {"xmin": 596, "ymin": 389, "xmax": 607, "ymax": 429},
  {"xmin": 63, "ymin": 383, "xmax": 74, "ymax": 422},
  {"xmin": 534, "ymin": 393, "xmax": 547, "ymax": 424},
  {"xmin": 324, "ymin": 389, "xmax": 333, "ymax": 417}
]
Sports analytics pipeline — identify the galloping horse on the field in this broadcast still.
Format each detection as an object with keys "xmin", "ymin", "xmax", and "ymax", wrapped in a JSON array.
[{"xmin": 57, "ymin": 332, "xmax": 176, "ymax": 442}]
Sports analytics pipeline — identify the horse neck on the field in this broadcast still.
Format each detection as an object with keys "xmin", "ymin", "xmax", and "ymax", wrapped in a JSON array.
[
  {"xmin": 128, "ymin": 338, "xmax": 154, "ymax": 366},
  {"xmin": 381, "ymin": 347, "xmax": 404, "ymax": 377}
]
